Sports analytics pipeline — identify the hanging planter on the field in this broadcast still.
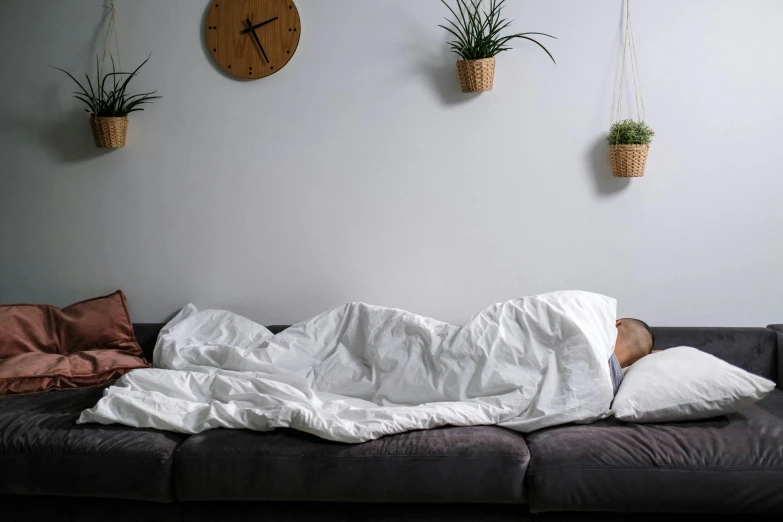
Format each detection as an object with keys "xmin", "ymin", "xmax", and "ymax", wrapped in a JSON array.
[
  {"xmin": 53, "ymin": 55, "xmax": 159, "ymax": 149},
  {"xmin": 608, "ymin": 120, "xmax": 654, "ymax": 178},
  {"xmin": 609, "ymin": 144, "xmax": 648, "ymax": 178},
  {"xmin": 89, "ymin": 115, "xmax": 128, "ymax": 148},
  {"xmin": 51, "ymin": 2, "xmax": 158, "ymax": 149},
  {"xmin": 608, "ymin": 0, "xmax": 653, "ymax": 177},
  {"xmin": 440, "ymin": 0, "xmax": 556, "ymax": 94},
  {"xmin": 456, "ymin": 57, "xmax": 496, "ymax": 92}
]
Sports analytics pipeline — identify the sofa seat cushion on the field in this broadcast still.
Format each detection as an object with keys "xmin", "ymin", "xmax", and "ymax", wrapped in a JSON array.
[
  {"xmin": 525, "ymin": 389, "xmax": 783, "ymax": 513},
  {"xmin": 0, "ymin": 385, "xmax": 184, "ymax": 502},
  {"xmin": 175, "ymin": 425, "xmax": 530, "ymax": 503}
]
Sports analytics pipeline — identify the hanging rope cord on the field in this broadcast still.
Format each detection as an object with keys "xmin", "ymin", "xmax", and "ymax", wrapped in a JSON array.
[
  {"xmin": 98, "ymin": 0, "xmax": 121, "ymax": 80},
  {"xmin": 615, "ymin": 0, "xmax": 645, "ymax": 123}
]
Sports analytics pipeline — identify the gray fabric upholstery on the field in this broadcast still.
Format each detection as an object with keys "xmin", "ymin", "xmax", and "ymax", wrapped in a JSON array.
[
  {"xmin": 1, "ymin": 496, "xmax": 182, "ymax": 522},
  {"xmin": 0, "ymin": 496, "xmax": 532, "ymax": 522},
  {"xmin": 0, "ymin": 385, "xmax": 184, "ymax": 502},
  {"xmin": 525, "ymin": 389, "xmax": 783, "ymax": 513},
  {"xmin": 651, "ymin": 327, "xmax": 777, "ymax": 383},
  {"xmin": 180, "ymin": 501, "xmax": 531, "ymax": 522},
  {"xmin": 768, "ymin": 324, "xmax": 783, "ymax": 389},
  {"xmin": 7, "ymin": 496, "xmax": 783, "ymax": 522},
  {"xmin": 129, "ymin": 322, "xmax": 783, "ymax": 513},
  {"xmin": 132, "ymin": 323, "xmax": 165, "ymax": 363},
  {"xmin": 174, "ymin": 425, "xmax": 530, "ymax": 503}
]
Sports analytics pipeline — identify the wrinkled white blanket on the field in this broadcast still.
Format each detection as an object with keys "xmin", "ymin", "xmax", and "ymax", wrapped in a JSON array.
[{"xmin": 78, "ymin": 291, "xmax": 617, "ymax": 442}]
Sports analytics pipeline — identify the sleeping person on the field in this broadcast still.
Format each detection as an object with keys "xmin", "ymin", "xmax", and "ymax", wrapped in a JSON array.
[
  {"xmin": 80, "ymin": 291, "xmax": 655, "ymax": 442},
  {"xmin": 609, "ymin": 318, "xmax": 655, "ymax": 394}
]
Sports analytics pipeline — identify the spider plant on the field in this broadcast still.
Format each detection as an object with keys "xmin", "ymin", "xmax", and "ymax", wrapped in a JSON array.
[
  {"xmin": 52, "ymin": 54, "xmax": 160, "ymax": 117},
  {"xmin": 439, "ymin": 0, "xmax": 556, "ymax": 62}
]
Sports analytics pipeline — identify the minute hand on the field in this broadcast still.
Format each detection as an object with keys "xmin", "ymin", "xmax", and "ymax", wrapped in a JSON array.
[
  {"xmin": 241, "ymin": 17, "xmax": 278, "ymax": 34},
  {"xmin": 245, "ymin": 19, "xmax": 269, "ymax": 63}
]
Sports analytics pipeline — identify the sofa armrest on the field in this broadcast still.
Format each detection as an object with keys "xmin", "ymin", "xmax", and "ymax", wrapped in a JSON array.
[{"xmin": 768, "ymin": 324, "xmax": 783, "ymax": 389}]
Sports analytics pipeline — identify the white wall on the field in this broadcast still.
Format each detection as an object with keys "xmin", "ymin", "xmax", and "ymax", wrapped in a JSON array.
[{"xmin": 1, "ymin": 0, "xmax": 782, "ymax": 326}]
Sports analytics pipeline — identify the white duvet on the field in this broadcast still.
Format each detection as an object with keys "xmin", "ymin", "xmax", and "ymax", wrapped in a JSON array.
[{"xmin": 78, "ymin": 291, "xmax": 618, "ymax": 442}]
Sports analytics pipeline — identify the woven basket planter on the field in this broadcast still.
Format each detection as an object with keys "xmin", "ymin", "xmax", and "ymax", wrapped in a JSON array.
[
  {"xmin": 456, "ymin": 58, "xmax": 495, "ymax": 93},
  {"xmin": 90, "ymin": 115, "xmax": 128, "ymax": 148},
  {"xmin": 609, "ymin": 144, "xmax": 649, "ymax": 177}
]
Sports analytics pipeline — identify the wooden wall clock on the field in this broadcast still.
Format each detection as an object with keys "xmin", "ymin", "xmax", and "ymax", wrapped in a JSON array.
[{"xmin": 205, "ymin": 0, "xmax": 301, "ymax": 79}]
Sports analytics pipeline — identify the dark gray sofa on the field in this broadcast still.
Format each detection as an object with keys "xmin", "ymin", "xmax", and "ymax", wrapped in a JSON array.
[{"xmin": 2, "ymin": 324, "xmax": 782, "ymax": 521}]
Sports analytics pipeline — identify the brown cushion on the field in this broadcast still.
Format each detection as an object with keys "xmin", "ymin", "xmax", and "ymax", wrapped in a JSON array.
[{"xmin": 0, "ymin": 291, "xmax": 150, "ymax": 396}]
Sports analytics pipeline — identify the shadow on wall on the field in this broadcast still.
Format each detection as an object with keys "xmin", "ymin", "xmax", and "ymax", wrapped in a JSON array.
[
  {"xmin": 415, "ymin": 50, "xmax": 482, "ymax": 106},
  {"xmin": 587, "ymin": 136, "xmax": 630, "ymax": 195},
  {"xmin": 17, "ymin": 9, "xmax": 122, "ymax": 163},
  {"xmin": 395, "ymin": 3, "xmax": 479, "ymax": 106},
  {"xmin": 7, "ymin": 103, "xmax": 112, "ymax": 164},
  {"xmin": 46, "ymin": 111, "xmax": 114, "ymax": 162}
]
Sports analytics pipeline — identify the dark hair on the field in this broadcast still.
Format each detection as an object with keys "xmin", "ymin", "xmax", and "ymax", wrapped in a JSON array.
[{"xmin": 620, "ymin": 317, "xmax": 655, "ymax": 354}]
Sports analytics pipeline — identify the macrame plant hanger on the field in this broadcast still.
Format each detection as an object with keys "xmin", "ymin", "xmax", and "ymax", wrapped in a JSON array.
[
  {"xmin": 609, "ymin": 0, "xmax": 650, "ymax": 178},
  {"xmin": 615, "ymin": 0, "xmax": 645, "ymax": 126},
  {"xmin": 89, "ymin": 0, "xmax": 129, "ymax": 149},
  {"xmin": 98, "ymin": 0, "xmax": 121, "ymax": 80}
]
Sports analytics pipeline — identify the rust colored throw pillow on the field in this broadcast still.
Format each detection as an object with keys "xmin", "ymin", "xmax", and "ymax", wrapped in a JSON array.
[{"xmin": 0, "ymin": 291, "xmax": 150, "ymax": 396}]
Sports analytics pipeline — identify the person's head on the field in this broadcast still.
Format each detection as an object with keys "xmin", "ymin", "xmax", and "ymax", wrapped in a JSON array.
[{"xmin": 613, "ymin": 318, "xmax": 654, "ymax": 368}]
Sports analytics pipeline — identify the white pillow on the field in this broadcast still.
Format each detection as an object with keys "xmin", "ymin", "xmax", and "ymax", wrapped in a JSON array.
[{"xmin": 611, "ymin": 346, "xmax": 775, "ymax": 423}]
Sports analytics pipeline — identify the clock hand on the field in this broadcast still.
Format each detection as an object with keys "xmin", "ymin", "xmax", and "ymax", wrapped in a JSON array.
[
  {"xmin": 245, "ymin": 18, "xmax": 269, "ymax": 64},
  {"xmin": 240, "ymin": 17, "xmax": 278, "ymax": 34}
]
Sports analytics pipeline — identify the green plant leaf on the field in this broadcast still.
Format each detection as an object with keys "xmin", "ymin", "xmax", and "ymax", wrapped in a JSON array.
[
  {"xmin": 123, "ymin": 90, "xmax": 159, "ymax": 102},
  {"xmin": 72, "ymin": 94, "xmax": 97, "ymax": 112},
  {"xmin": 439, "ymin": 0, "xmax": 556, "ymax": 61},
  {"xmin": 516, "ymin": 36, "xmax": 556, "ymax": 64},
  {"xmin": 517, "ymin": 32, "xmax": 557, "ymax": 39},
  {"xmin": 439, "ymin": 23, "xmax": 467, "ymax": 47},
  {"xmin": 442, "ymin": 0, "xmax": 469, "ymax": 38},
  {"xmin": 53, "ymin": 53, "xmax": 158, "ymax": 117},
  {"xmin": 50, "ymin": 66, "xmax": 90, "ymax": 97}
]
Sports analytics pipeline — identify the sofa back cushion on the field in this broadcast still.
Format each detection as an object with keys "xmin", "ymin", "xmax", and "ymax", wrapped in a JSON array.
[
  {"xmin": 651, "ymin": 327, "xmax": 778, "ymax": 384},
  {"xmin": 0, "ymin": 291, "xmax": 150, "ymax": 395}
]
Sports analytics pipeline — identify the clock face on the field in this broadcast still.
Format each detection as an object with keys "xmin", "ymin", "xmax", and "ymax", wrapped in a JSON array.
[{"xmin": 205, "ymin": 0, "xmax": 301, "ymax": 79}]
